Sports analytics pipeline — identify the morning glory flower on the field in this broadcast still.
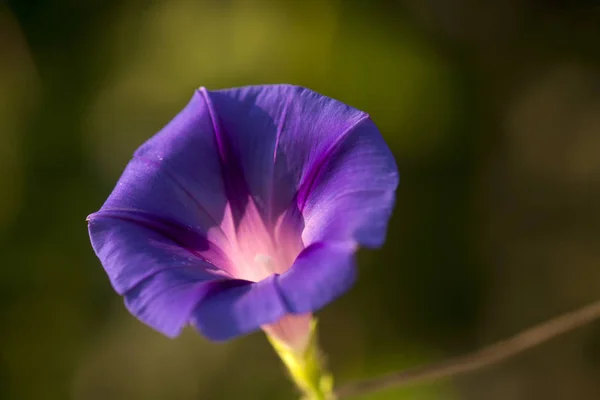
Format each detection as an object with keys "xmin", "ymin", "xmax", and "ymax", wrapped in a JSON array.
[{"xmin": 87, "ymin": 84, "xmax": 398, "ymax": 362}]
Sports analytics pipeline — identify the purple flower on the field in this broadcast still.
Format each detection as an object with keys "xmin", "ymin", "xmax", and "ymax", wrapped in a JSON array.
[{"xmin": 87, "ymin": 85, "xmax": 398, "ymax": 349}]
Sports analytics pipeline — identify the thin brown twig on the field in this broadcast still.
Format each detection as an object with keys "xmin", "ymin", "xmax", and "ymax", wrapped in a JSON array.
[{"xmin": 335, "ymin": 298, "xmax": 600, "ymax": 399}]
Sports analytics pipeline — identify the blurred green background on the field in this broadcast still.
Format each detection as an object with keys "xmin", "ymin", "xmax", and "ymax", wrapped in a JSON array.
[{"xmin": 2, "ymin": 1, "xmax": 600, "ymax": 399}]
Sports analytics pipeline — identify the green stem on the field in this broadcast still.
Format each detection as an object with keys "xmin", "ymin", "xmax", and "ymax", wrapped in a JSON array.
[{"xmin": 267, "ymin": 320, "xmax": 335, "ymax": 400}]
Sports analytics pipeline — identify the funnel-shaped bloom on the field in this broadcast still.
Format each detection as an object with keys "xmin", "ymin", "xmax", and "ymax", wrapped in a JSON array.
[{"xmin": 88, "ymin": 85, "xmax": 398, "ymax": 350}]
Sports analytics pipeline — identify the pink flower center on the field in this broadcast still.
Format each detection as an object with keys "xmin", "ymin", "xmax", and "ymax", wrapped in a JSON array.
[
  {"xmin": 205, "ymin": 197, "xmax": 312, "ymax": 350},
  {"xmin": 209, "ymin": 196, "xmax": 304, "ymax": 282}
]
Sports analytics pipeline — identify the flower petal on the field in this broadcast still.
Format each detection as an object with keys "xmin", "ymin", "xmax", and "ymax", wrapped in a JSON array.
[
  {"xmin": 124, "ymin": 269, "xmax": 217, "ymax": 338},
  {"xmin": 205, "ymin": 85, "xmax": 369, "ymax": 221},
  {"xmin": 96, "ymin": 90, "xmax": 243, "ymax": 249},
  {"xmin": 190, "ymin": 242, "xmax": 358, "ymax": 340},
  {"xmin": 205, "ymin": 85, "xmax": 398, "ymax": 247},
  {"xmin": 191, "ymin": 275, "xmax": 288, "ymax": 341},
  {"xmin": 88, "ymin": 211, "xmax": 230, "ymax": 294},
  {"xmin": 131, "ymin": 91, "xmax": 231, "ymax": 228},
  {"xmin": 277, "ymin": 241, "xmax": 357, "ymax": 313},
  {"xmin": 88, "ymin": 214, "xmax": 228, "ymax": 337},
  {"xmin": 300, "ymin": 118, "xmax": 399, "ymax": 248}
]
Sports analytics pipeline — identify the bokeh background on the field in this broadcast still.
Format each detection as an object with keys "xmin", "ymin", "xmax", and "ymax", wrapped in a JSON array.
[{"xmin": 2, "ymin": 0, "xmax": 600, "ymax": 399}]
